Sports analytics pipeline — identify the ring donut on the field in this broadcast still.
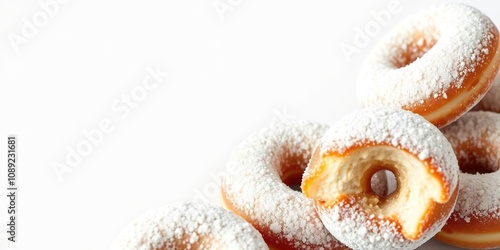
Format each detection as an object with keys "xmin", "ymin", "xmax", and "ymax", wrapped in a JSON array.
[
  {"xmin": 301, "ymin": 107, "xmax": 459, "ymax": 249},
  {"xmin": 221, "ymin": 121, "xmax": 379, "ymax": 249},
  {"xmin": 357, "ymin": 3, "xmax": 500, "ymax": 128},
  {"xmin": 435, "ymin": 111, "xmax": 500, "ymax": 249},
  {"xmin": 474, "ymin": 73, "xmax": 500, "ymax": 113},
  {"xmin": 110, "ymin": 202, "xmax": 268, "ymax": 250}
]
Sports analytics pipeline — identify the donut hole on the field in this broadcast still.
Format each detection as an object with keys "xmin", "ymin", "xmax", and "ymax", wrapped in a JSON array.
[
  {"xmin": 281, "ymin": 167, "xmax": 304, "ymax": 192},
  {"xmin": 391, "ymin": 29, "xmax": 439, "ymax": 68},
  {"xmin": 370, "ymin": 170, "xmax": 397, "ymax": 198},
  {"xmin": 460, "ymin": 160, "xmax": 498, "ymax": 174},
  {"xmin": 363, "ymin": 164, "xmax": 396, "ymax": 200},
  {"xmin": 279, "ymin": 154, "xmax": 310, "ymax": 193},
  {"xmin": 456, "ymin": 143, "xmax": 499, "ymax": 174}
]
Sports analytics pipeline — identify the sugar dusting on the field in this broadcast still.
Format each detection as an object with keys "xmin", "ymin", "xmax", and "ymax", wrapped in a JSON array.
[
  {"xmin": 221, "ymin": 121, "xmax": 348, "ymax": 249},
  {"xmin": 441, "ymin": 111, "xmax": 500, "ymax": 223},
  {"xmin": 317, "ymin": 198, "xmax": 451, "ymax": 250},
  {"xmin": 316, "ymin": 107, "xmax": 458, "ymax": 193},
  {"xmin": 110, "ymin": 202, "xmax": 268, "ymax": 250},
  {"xmin": 357, "ymin": 3, "xmax": 497, "ymax": 109}
]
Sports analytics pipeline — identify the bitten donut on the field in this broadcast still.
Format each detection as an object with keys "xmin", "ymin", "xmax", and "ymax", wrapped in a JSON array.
[
  {"xmin": 301, "ymin": 107, "xmax": 459, "ymax": 250},
  {"xmin": 221, "ymin": 121, "xmax": 384, "ymax": 249},
  {"xmin": 474, "ymin": 74, "xmax": 500, "ymax": 113},
  {"xmin": 357, "ymin": 3, "xmax": 500, "ymax": 128},
  {"xmin": 110, "ymin": 202, "xmax": 268, "ymax": 250},
  {"xmin": 435, "ymin": 111, "xmax": 500, "ymax": 249}
]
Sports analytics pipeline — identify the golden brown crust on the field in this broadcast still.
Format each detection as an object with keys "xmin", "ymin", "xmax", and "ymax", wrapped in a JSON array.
[{"xmin": 435, "ymin": 223, "xmax": 500, "ymax": 249}]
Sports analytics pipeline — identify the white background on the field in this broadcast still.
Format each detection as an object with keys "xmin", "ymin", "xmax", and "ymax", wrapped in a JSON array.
[{"xmin": 0, "ymin": 0, "xmax": 498, "ymax": 249}]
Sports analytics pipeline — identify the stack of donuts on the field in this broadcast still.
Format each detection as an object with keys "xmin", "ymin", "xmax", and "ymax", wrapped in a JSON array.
[{"xmin": 110, "ymin": 3, "xmax": 500, "ymax": 250}]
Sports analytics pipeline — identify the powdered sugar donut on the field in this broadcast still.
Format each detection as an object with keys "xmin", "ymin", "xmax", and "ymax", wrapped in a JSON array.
[
  {"xmin": 357, "ymin": 3, "xmax": 500, "ymax": 128},
  {"xmin": 110, "ymin": 202, "xmax": 268, "ymax": 250},
  {"xmin": 302, "ymin": 107, "xmax": 459, "ymax": 250},
  {"xmin": 221, "ymin": 121, "xmax": 378, "ymax": 249},
  {"xmin": 435, "ymin": 111, "xmax": 500, "ymax": 249},
  {"xmin": 474, "ymin": 74, "xmax": 500, "ymax": 113}
]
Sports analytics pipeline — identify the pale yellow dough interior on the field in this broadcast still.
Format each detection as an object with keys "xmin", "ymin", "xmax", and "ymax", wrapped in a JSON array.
[{"xmin": 311, "ymin": 145, "xmax": 445, "ymax": 238}]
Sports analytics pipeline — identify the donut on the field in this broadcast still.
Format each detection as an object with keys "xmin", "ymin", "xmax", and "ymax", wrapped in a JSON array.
[
  {"xmin": 220, "ymin": 121, "xmax": 381, "ymax": 249},
  {"xmin": 357, "ymin": 3, "xmax": 500, "ymax": 128},
  {"xmin": 474, "ymin": 73, "xmax": 500, "ymax": 113},
  {"xmin": 435, "ymin": 111, "xmax": 500, "ymax": 249},
  {"xmin": 110, "ymin": 202, "xmax": 268, "ymax": 250},
  {"xmin": 301, "ymin": 107, "xmax": 459, "ymax": 249}
]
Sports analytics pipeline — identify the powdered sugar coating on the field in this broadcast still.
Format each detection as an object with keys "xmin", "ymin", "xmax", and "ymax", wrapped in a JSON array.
[
  {"xmin": 441, "ymin": 111, "xmax": 500, "ymax": 223},
  {"xmin": 317, "ymin": 107, "xmax": 458, "ymax": 193},
  {"xmin": 316, "ymin": 199, "xmax": 450, "ymax": 250},
  {"xmin": 357, "ymin": 4, "xmax": 497, "ymax": 113},
  {"xmin": 110, "ymin": 202, "xmax": 268, "ymax": 250},
  {"xmin": 475, "ymin": 73, "xmax": 500, "ymax": 113},
  {"xmin": 221, "ymin": 121, "xmax": 348, "ymax": 249}
]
